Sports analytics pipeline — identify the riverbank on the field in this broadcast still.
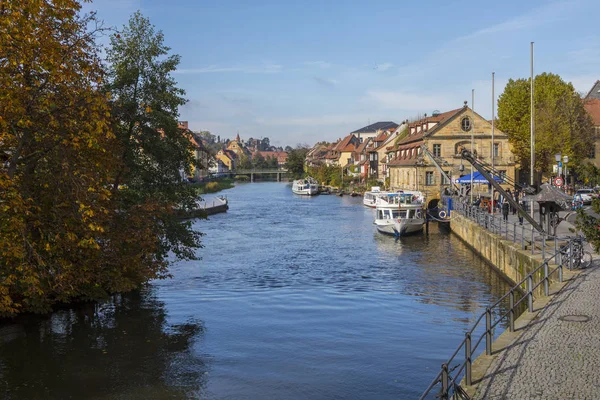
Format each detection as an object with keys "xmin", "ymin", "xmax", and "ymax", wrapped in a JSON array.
[{"xmin": 191, "ymin": 178, "xmax": 235, "ymax": 195}]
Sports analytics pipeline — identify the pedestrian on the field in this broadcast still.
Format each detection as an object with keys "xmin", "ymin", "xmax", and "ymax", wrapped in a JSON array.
[{"xmin": 502, "ymin": 201, "xmax": 509, "ymax": 221}]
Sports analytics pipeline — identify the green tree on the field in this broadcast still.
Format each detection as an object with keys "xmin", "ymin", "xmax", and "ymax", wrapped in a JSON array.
[
  {"xmin": 105, "ymin": 12, "xmax": 202, "ymax": 290},
  {"xmin": 285, "ymin": 146, "xmax": 309, "ymax": 178},
  {"xmin": 497, "ymin": 73, "xmax": 595, "ymax": 175},
  {"xmin": 0, "ymin": 0, "xmax": 117, "ymax": 315},
  {"xmin": 238, "ymin": 154, "xmax": 253, "ymax": 169},
  {"xmin": 253, "ymin": 152, "xmax": 267, "ymax": 169}
]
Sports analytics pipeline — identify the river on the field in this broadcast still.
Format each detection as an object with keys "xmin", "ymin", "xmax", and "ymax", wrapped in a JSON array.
[{"xmin": 0, "ymin": 182, "xmax": 512, "ymax": 399}]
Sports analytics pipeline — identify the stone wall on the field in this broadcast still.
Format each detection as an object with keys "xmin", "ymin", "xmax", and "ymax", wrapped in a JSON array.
[{"xmin": 450, "ymin": 213, "xmax": 557, "ymax": 296}]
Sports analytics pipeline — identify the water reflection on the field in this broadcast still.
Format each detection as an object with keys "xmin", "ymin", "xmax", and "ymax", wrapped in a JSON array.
[{"xmin": 0, "ymin": 289, "xmax": 206, "ymax": 400}]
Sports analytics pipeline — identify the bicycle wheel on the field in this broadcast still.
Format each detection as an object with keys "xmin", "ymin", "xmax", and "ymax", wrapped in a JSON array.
[{"xmin": 580, "ymin": 252, "xmax": 593, "ymax": 269}]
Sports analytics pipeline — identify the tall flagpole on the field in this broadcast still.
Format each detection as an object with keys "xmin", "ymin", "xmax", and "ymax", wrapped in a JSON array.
[
  {"xmin": 530, "ymin": 42, "xmax": 535, "ymax": 219},
  {"xmin": 471, "ymin": 89, "xmax": 475, "ymax": 204},
  {"xmin": 491, "ymin": 72, "xmax": 495, "ymax": 213}
]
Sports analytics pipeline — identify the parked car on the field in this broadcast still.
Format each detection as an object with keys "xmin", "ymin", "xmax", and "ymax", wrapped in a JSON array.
[{"xmin": 575, "ymin": 188, "xmax": 595, "ymax": 205}]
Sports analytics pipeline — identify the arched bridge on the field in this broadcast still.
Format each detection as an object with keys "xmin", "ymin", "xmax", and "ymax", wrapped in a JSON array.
[{"xmin": 231, "ymin": 168, "xmax": 289, "ymax": 182}]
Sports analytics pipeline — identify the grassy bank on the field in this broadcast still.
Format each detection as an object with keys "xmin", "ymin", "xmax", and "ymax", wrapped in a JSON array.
[{"xmin": 191, "ymin": 178, "xmax": 235, "ymax": 195}]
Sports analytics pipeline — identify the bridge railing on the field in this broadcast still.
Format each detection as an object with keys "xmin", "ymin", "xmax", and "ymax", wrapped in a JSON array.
[{"xmin": 420, "ymin": 199, "xmax": 578, "ymax": 399}]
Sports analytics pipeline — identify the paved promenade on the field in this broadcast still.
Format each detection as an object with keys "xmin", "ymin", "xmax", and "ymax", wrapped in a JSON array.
[
  {"xmin": 462, "ymin": 206, "xmax": 600, "ymax": 399},
  {"xmin": 473, "ymin": 262, "xmax": 599, "ymax": 399}
]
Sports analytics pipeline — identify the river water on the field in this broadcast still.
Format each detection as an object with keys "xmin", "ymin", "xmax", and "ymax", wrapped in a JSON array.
[{"xmin": 0, "ymin": 182, "xmax": 512, "ymax": 399}]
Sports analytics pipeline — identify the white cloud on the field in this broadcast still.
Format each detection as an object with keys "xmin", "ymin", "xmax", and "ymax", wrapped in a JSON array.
[
  {"xmin": 175, "ymin": 64, "xmax": 283, "ymax": 74},
  {"xmin": 375, "ymin": 63, "xmax": 393, "ymax": 71}
]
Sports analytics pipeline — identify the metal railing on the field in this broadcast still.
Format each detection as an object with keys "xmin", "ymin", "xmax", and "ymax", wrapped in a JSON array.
[
  {"xmin": 420, "ymin": 200, "xmax": 577, "ymax": 399},
  {"xmin": 449, "ymin": 199, "xmax": 567, "ymax": 259}
]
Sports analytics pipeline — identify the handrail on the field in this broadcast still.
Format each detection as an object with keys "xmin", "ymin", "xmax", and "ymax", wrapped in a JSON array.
[{"xmin": 420, "ymin": 200, "xmax": 579, "ymax": 400}]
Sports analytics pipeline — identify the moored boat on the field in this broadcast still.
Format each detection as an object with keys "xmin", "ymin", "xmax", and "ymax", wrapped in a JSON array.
[
  {"xmin": 292, "ymin": 177, "xmax": 319, "ymax": 196},
  {"xmin": 363, "ymin": 186, "xmax": 387, "ymax": 208},
  {"xmin": 373, "ymin": 193, "xmax": 425, "ymax": 236}
]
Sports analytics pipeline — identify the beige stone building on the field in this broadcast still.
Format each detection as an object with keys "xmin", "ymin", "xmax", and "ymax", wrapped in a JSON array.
[{"xmin": 387, "ymin": 104, "xmax": 517, "ymax": 203}]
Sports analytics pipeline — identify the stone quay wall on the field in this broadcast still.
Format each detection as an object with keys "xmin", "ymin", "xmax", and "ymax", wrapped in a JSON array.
[{"xmin": 450, "ymin": 213, "xmax": 558, "ymax": 296}]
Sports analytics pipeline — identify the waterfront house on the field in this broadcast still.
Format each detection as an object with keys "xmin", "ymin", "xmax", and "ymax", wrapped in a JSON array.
[
  {"xmin": 333, "ymin": 134, "xmax": 360, "ymax": 167},
  {"xmin": 370, "ymin": 121, "xmax": 409, "ymax": 181},
  {"xmin": 226, "ymin": 133, "xmax": 248, "ymax": 158},
  {"xmin": 351, "ymin": 121, "xmax": 399, "ymax": 143},
  {"xmin": 252, "ymin": 151, "xmax": 288, "ymax": 168},
  {"xmin": 216, "ymin": 149, "xmax": 237, "ymax": 171},
  {"xmin": 387, "ymin": 103, "xmax": 516, "ymax": 204},
  {"xmin": 305, "ymin": 143, "xmax": 330, "ymax": 167}
]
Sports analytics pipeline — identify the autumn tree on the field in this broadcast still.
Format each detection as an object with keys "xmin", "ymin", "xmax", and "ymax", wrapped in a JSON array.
[
  {"xmin": 104, "ymin": 11, "xmax": 202, "ymax": 288},
  {"xmin": 0, "ymin": 0, "xmax": 116, "ymax": 314},
  {"xmin": 497, "ymin": 73, "xmax": 595, "ymax": 175}
]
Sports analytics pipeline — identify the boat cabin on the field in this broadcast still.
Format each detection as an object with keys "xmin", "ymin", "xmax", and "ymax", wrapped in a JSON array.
[{"xmin": 377, "ymin": 208, "xmax": 423, "ymax": 220}]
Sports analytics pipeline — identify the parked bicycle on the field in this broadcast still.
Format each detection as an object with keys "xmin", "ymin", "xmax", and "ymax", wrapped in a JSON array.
[{"xmin": 560, "ymin": 237, "xmax": 593, "ymax": 269}]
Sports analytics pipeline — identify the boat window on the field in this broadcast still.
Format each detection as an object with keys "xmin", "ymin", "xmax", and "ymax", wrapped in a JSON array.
[{"xmin": 408, "ymin": 210, "xmax": 414, "ymax": 218}]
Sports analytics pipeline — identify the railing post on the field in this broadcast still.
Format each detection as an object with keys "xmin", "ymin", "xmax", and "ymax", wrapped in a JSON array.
[
  {"xmin": 542, "ymin": 233, "xmax": 546, "ymax": 259},
  {"xmin": 559, "ymin": 263, "xmax": 563, "ymax": 283},
  {"xmin": 509, "ymin": 290, "xmax": 515, "ymax": 332},
  {"xmin": 544, "ymin": 262, "xmax": 549, "ymax": 296},
  {"xmin": 441, "ymin": 363, "xmax": 449, "ymax": 399},
  {"xmin": 527, "ymin": 275, "xmax": 534, "ymax": 312},
  {"xmin": 513, "ymin": 222, "xmax": 517, "ymax": 243},
  {"xmin": 505, "ymin": 219, "xmax": 509, "ymax": 240},
  {"xmin": 465, "ymin": 332, "xmax": 472, "ymax": 386},
  {"xmin": 531, "ymin": 227, "xmax": 535, "ymax": 255},
  {"xmin": 521, "ymin": 224, "xmax": 525, "ymax": 250},
  {"xmin": 486, "ymin": 307, "xmax": 492, "ymax": 356},
  {"xmin": 569, "ymin": 240, "xmax": 573, "ymax": 270}
]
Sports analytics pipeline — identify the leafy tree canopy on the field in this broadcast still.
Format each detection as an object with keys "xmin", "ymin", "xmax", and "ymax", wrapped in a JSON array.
[
  {"xmin": 285, "ymin": 146, "xmax": 309, "ymax": 178},
  {"xmin": 497, "ymin": 73, "xmax": 594, "ymax": 175}
]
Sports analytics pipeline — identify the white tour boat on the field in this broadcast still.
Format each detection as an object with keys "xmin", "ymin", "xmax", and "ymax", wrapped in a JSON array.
[
  {"xmin": 363, "ymin": 186, "xmax": 388, "ymax": 208},
  {"xmin": 292, "ymin": 177, "xmax": 319, "ymax": 196},
  {"xmin": 373, "ymin": 193, "xmax": 426, "ymax": 236}
]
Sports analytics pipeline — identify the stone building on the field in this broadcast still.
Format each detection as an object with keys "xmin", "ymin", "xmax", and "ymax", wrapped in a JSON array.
[{"xmin": 386, "ymin": 103, "xmax": 517, "ymax": 203}]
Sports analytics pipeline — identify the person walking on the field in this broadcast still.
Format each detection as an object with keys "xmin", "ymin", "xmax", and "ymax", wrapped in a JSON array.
[{"xmin": 502, "ymin": 200, "xmax": 509, "ymax": 222}]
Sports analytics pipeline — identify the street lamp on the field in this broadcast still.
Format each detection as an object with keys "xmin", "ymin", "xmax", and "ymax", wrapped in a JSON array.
[{"xmin": 563, "ymin": 155, "xmax": 569, "ymax": 192}]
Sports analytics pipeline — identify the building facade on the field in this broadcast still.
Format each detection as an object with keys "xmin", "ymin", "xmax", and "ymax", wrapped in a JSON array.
[{"xmin": 387, "ymin": 104, "xmax": 516, "ymax": 202}]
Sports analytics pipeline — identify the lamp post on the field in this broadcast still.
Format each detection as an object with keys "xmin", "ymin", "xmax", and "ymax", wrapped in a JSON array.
[{"xmin": 563, "ymin": 155, "xmax": 569, "ymax": 193}]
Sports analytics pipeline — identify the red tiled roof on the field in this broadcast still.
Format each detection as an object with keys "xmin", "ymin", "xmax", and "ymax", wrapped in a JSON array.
[
  {"xmin": 341, "ymin": 144, "xmax": 356, "ymax": 152},
  {"xmin": 584, "ymin": 98, "xmax": 600, "ymax": 126},
  {"xmin": 374, "ymin": 131, "xmax": 388, "ymax": 142},
  {"xmin": 396, "ymin": 107, "xmax": 464, "ymax": 147},
  {"xmin": 333, "ymin": 134, "xmax": 357, "ymax": 152}
]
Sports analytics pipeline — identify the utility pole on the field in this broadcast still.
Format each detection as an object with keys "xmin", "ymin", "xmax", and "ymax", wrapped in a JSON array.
[
  {"xmin": 491, "ymin": 72, "xmax": 495, "ymax": 213},
  {"xmin": 530, "ymin": 42, "xmax": 535, "ymax": 219},
  {"xmin": 470, "ymin": 89, "xmax": 475, "ymax": 204}
]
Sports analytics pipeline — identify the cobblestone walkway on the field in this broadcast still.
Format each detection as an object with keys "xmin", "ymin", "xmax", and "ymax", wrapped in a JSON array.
[{"xmin": 473, "ymin": 263, "xmax": 600, "ymax": 399}]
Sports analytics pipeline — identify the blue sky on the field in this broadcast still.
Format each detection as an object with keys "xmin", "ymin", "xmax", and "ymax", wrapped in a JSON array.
[{"xmin": 86, "ymin": 0, "xmax": 600, "ymax": 147}]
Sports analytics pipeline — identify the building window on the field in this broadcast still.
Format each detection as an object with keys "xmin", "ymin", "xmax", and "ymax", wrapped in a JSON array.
[
  {"xmin": 442, "ymin": 171, "xmax": 451, "ymax": 185},
  {"xmin": 433, "ymin": 144, "xmax": 441, "ymax": 157},
  {"xmin": 426, "ymin": 171, "xmax": 434, "ymax": 186},
  {"xmin": 493, "ymin": 143, "xmax": 499, "ymax": 157},
  {"xmin": 460, "ymin": 117, "xmax": 472, "ymax": 132}
]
